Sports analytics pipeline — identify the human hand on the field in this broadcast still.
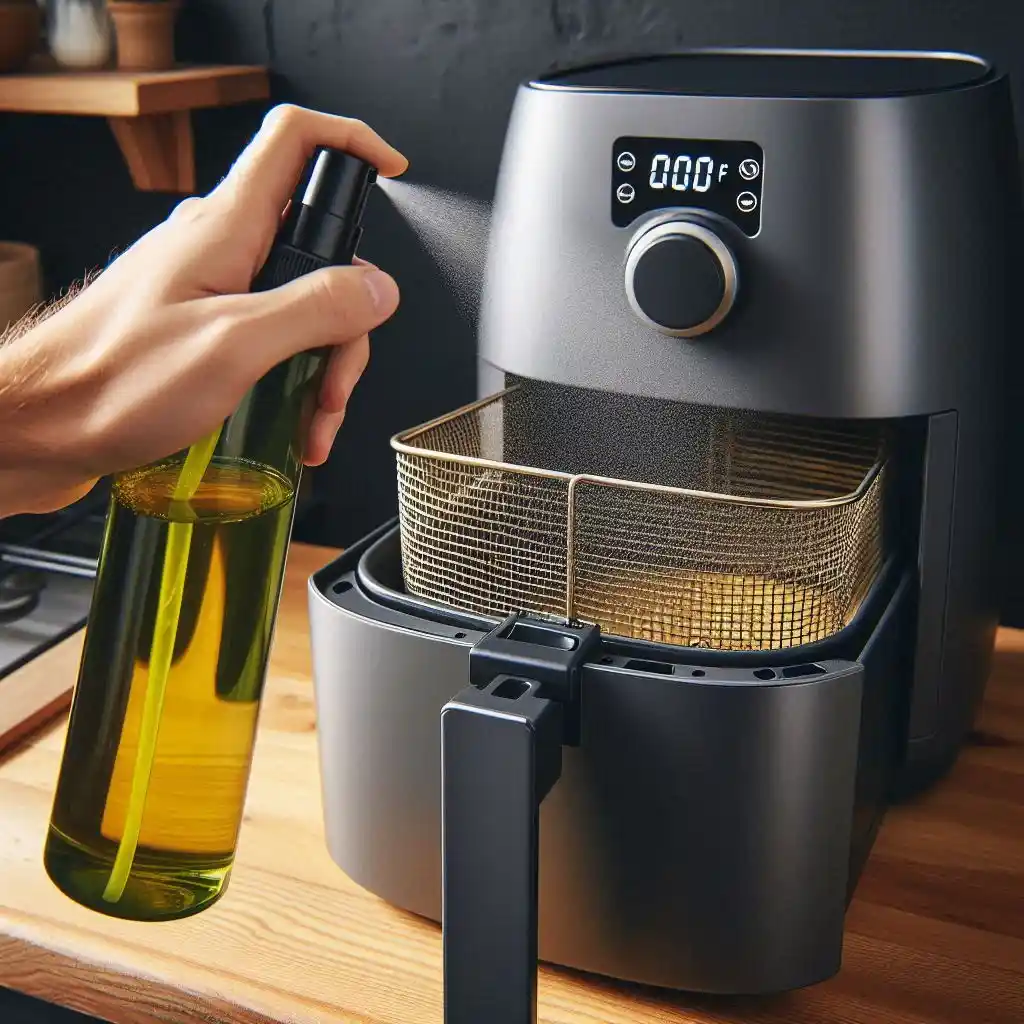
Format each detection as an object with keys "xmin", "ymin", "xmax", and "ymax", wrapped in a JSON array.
[{"xmin": 0, "ymin": 105, "xmax": 407, "ymax": 516}]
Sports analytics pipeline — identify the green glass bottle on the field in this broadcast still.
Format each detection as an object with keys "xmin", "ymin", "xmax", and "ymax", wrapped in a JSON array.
[{"xmin": 44, "ymin": 149, "xmax": 377, "ymax": 921}]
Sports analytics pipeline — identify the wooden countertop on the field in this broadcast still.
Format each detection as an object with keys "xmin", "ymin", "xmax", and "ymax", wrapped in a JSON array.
[{"xmin": 0, "ymin": 542, "xmax": 1022, "ymax": 1023}]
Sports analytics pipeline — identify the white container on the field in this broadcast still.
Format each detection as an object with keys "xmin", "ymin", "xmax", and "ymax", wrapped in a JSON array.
[{"xmin": 48, "ymin": 0, "xmax": 112, "ymax": 69}]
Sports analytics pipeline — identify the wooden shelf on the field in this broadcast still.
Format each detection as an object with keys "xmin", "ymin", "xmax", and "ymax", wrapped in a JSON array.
[{"xmin": 0, "ymin": 65, "xmax": 270, "ymax": 192}]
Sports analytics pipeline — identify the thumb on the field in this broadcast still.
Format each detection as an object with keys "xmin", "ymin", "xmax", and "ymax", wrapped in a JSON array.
[{"xmin": 241, "ymin": 264, "xmax": 399, "ymax": 365}]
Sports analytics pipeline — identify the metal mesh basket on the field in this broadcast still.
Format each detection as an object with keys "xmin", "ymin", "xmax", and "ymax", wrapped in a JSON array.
[{"xmin": 393, "ymin": 383, "xmax": 885, "ymax": 651}]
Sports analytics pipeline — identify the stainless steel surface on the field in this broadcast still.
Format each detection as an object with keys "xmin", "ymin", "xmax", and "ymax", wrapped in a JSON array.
[
  {"xmin": 393, "ymin": 383, "xmax": 884, "ymax": 651},
  {"xmin": 0, "ymin": 545, "xmax": 98, "ymax": 579},
  {"xmin": 0, "ymin": 495, "xmax": 103, "ymax": 678},
  {"xmin": 0, "ymin": 567, "xmax": 93, "ymax": 678}
]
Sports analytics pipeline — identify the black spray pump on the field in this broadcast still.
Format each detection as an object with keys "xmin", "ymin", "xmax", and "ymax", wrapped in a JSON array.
[
  {"xmin": 42, "ymin": 146, "xmax": 379, "ymax": 923},
  {"xmin": 254, "ymin": 147, "xmax": 378, "ymax": 290}
]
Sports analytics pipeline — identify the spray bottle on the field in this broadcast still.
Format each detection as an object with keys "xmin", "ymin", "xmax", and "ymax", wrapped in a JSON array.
[{"xmin": 44, "ymin": 149, "xmax": 377, "ymax": 921}]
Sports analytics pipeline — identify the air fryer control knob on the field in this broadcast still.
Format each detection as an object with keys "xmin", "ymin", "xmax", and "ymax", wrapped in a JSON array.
[{"xmin": 624, "ymin": 220, "xmax": 738, "ymax": 337}]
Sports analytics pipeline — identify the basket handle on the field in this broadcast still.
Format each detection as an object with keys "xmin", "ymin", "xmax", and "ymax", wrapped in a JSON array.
[
  {"xmin": 442, "ymin": 679, "xmax": 561, "ymax": 1024},
  {"xmin": 441, "ymin": 615, "xmax": 600, "ymax": 1024}
]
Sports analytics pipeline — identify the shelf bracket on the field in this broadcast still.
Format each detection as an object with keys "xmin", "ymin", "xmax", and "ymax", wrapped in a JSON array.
[{"xmin": 107, "ymin": 111, "xmax": 195, "ymax": 194}]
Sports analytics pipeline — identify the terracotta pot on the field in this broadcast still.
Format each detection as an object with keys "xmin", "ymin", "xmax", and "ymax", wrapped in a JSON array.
[
  {"xmin": 108, "ymin": 0, "xmax": 180, "ymax": 71},
  {"xmin": 0, "ymin": 242, "xmax": 42, "ymax": 334},
  {"xmin": 0, "ymin": 2, "xmax": 41, "ymax": 72}
]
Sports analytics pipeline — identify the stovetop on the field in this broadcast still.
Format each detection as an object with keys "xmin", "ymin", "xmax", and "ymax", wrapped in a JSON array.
[{"xmin": 0, "ymin": 483, "xmax": 108, "ymax": 680}]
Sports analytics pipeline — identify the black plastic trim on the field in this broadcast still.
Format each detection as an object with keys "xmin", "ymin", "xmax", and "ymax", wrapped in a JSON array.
[{"xmin": 328, "ymin": 525, "xmax": 901, "ymax": 669}]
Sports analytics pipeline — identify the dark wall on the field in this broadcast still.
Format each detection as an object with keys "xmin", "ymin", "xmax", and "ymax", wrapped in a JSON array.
[{"xmin": 2, "ymin": 1, "xmax": 1023, "ymax": 546}]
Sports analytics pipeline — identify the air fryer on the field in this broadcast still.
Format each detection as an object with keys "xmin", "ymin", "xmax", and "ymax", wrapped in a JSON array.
[{"xmin": 308, "ymin": 49, "xmax": 1022, "ymax": 1023}]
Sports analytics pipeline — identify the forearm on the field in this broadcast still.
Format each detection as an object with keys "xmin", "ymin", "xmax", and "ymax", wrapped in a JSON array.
[
  {"xmin": 0, "ymin": 389, "xmax": 92, "ymax": 519},
  {"xmin": 0, "ymin": 287, "xmax": 99, "ymax": 517}
]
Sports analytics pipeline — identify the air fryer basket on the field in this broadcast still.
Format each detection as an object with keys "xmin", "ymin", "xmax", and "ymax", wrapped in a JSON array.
[{"xmin": 393, "ymin": 382, "xmax": 885, "ymax": 651}]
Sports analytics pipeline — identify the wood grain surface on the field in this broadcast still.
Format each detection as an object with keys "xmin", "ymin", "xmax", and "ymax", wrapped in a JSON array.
[
  {"xmin": 0, "ymin": 542, "xmax": 1021, "ymax": 1024},
  {"xmin": 0, "ymin": 635, "xmax": 80, "ymax": 756},
  {"xmin": 0, "ymin": 65, "xmax": 269, "ymax": 117}
]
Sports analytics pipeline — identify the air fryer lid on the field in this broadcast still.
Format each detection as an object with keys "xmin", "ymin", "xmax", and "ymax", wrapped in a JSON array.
[{"xmin": 538, "ymin": 49, "xmax": 993, "ymax": 98}]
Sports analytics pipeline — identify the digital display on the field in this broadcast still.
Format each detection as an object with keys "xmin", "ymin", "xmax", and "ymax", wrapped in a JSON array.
[{"xmin": 612, "ymin": 137, "xmax": 764, "ymax": 235}]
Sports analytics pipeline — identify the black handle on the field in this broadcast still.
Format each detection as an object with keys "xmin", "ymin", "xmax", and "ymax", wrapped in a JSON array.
[
  {"xmin": 441, "ymin": 614, "xmax": 600, "ymax": 1024},
  {"xmin": 441, "ymin": 677, "xmax": 562, "ymax": 1024}
]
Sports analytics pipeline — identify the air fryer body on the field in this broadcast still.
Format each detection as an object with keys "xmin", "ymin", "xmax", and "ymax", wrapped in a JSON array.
[
  {"xmin": 311, "ymin": 51, "xmax": 1020, "ymax": 995},
  {"xmin": 311, "ymin": 528, "xmax": 913, "ymax": 994},
  {"xmin": 480, "ymin": 49, "xmax": 1020, "ymax": 787}
]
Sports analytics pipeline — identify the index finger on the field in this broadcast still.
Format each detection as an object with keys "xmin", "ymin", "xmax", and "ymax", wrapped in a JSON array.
[{"xmin": 211, "ymin": 104, "xmax": 408, "ymax": 220}]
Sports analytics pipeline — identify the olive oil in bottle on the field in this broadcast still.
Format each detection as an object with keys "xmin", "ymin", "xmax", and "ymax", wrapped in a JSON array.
[
  {"xmin": 43, "ymin": 147, "xmax": 378, "ymax": 922},
  {"xmin": 44, "ymin": 459, "xmax": 294, "ymax": 920}
]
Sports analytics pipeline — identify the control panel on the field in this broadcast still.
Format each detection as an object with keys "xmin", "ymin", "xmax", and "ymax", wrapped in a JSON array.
[{"xmin": 612, "ymin": 137, "xmax": 763, "ymax": 236}]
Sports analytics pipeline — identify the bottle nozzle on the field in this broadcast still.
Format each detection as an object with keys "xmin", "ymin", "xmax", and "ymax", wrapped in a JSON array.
[{"xmin": 283, "ymin": 148, "xmax": 378, "ymax": 265}]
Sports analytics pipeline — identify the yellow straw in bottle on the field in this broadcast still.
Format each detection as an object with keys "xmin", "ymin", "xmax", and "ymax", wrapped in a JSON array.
[{"xmin": 101, "ymin": 425, "xmax": 223, "ymax": 903}]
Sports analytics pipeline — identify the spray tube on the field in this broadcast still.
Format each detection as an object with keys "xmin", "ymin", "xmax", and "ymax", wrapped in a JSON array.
[{"xmin": 44, "ymin": 149, "xmax": 377, "ymax": 920}]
